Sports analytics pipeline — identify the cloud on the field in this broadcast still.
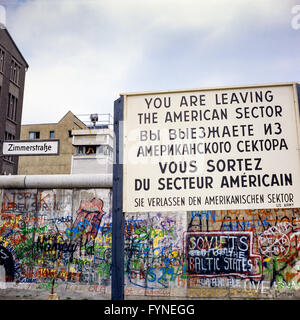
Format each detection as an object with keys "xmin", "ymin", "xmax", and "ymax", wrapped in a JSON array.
[{"xmin": 2, "ymin": 0, "xmax": 299, "ymax": 124}]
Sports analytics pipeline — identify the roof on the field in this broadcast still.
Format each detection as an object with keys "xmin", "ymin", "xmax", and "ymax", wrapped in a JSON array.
[
  {"xmin": 21, "ymin": 111, "xmax": 87, "ymax": 128},
  {"xmin": 58, "ymin": 110, "xmax": 86, "ymax": 126},
  {"xmin": 1, "ymin": 28, "xmax": 29, "ymax": 68}
]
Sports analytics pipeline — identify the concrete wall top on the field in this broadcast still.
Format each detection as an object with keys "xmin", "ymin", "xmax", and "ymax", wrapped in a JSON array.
[{"xmin": 0, "ymin": 173, "xmax": 112, "ymax": 189}]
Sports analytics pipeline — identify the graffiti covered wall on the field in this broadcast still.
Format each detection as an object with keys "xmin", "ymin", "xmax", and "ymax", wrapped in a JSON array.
[
  {"xmin": 0, "ymin": 188, "xmax": 112, "ymax": 295},
  {"xmin": 0, "ymin": 188, "xmax": 299, "ymax": 299}
]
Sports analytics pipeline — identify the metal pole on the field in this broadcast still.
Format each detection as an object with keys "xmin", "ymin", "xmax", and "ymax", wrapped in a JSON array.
[{"xmin": 111, "ymin": 96, "xmax": 124, "ymax": 300}]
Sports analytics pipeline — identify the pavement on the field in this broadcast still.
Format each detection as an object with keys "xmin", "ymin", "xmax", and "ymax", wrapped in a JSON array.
[
  {"xmin": 1, "ymin": 281, "xmax": 300, "ymax": 300},
  {"xmin": 0, "ymin": 282, "xmax": 109, "ymax": 300}
]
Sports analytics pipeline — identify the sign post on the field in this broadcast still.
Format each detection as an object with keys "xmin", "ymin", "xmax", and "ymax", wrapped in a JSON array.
[{"xmin": 112, "ymin": 96, "xmax": 124, "ymax": 300}]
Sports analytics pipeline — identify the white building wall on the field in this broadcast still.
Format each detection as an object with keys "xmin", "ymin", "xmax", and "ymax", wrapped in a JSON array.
[{"xmin": 71, "ymin": 128, "xmax": 113, "ymax": 175}]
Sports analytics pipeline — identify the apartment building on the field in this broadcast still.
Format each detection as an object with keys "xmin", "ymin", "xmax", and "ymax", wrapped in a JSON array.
[{"xmin": 0, "ymin": 28, "xmax": 28, "ymax": 174}]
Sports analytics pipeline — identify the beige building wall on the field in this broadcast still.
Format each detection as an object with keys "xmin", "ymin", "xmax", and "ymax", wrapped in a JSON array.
[{"xmin": 18, "ymin": 111, "xmax": 87, "ymax": 174}]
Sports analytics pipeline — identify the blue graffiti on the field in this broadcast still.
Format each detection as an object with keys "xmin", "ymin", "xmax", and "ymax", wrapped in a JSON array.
[
  {"xmin": 65, "ymin": 219, "xmax": 90, "ymax": 239},
  {"xmin": 221, "ymin": 217, "xmax": 271, "ymax": 231},
  {"xmin": 191, "ymin": 210, "xmax": 216, "ymax": 223}
]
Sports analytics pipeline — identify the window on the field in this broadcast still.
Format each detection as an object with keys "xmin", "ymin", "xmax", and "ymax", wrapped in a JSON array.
[
  {"xmin": 10, "ymin": 59, "xmax": 21, "ymax": 85},
  {"xmin": 97, "ymin": 146, "xmax": 104, "ymax": 154},
  {"xmin": 75, "ymin": 145, "xmax": 113, "ymax": 157},
  {"xmin": 5, "ymin": 132, "xmax": 15, "ymax": 141},
  {"xmin": 103, "ymin": 146, "xmax": 113, "ymax": 158},
  {"xmin": 68, "ymin": 130, "xmax": 73, "ymax": 138},
  {"xmin": 0, "ymin": 48, "xmax": 4, "ymax": 73},
  {"xmin": 76, "ymin": 145, "xmax": 97, "ymax": 155},
  {"xmin": 29, "ymin": 131, "xmax": 40, "ymax": 139},
  {"xmin": 4, "ymin": 132, "xmax": 15, "ymax": 163},
  {"xmin": 7, "ymin": 93, "xmax": 18, "ymax": 121},
  {"xmin": 86, "ymin": 146, "xmax": 96, "ymax": 154},
  {"xmin": 97, "ymin": 145, "xmax": 113, "ymax": 158},
  {"xmin": 49, "ymin": 131, "xmax": 55, "ymax": 138},
  {"xmin": 77, "ymin": 146, "xmax": 85, "ymax": 154}
]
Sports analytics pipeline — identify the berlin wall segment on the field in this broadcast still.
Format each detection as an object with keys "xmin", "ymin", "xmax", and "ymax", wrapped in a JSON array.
[
  {"xmin": 0, "ymin": 189, "xmax": 299, "ymax": 298},
  {"xmin": 0, "ymin": 188, "xmax": 113, "ymax": 288}
]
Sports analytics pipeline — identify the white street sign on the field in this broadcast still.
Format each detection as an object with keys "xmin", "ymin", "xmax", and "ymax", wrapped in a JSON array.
[{"xmin": 2, "ymin": 140, "xmax": 60, "ymax": 156}]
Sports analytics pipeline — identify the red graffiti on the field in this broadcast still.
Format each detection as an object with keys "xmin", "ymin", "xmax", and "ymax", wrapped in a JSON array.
[{"xmin": 73, "ymin": 198, "xmax": 105, "ymax": 241}]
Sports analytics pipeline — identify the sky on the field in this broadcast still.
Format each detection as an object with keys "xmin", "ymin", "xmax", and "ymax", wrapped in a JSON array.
[{"xmin": 0, "ymin": 0, "xmax": 300, "ymax": 124}]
